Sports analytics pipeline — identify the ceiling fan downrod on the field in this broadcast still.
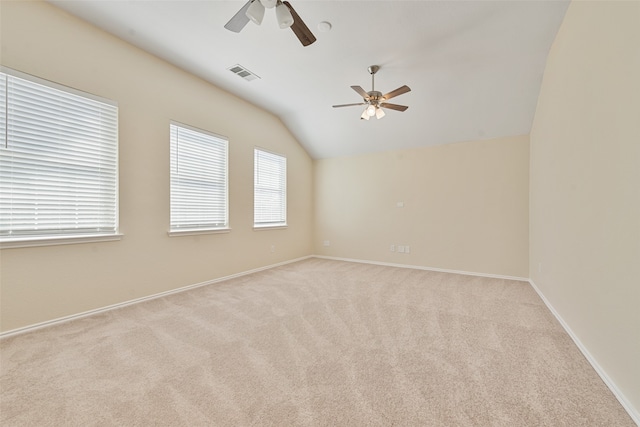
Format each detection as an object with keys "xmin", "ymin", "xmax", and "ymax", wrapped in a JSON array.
[{"xmin": 368, "ymin": 65, "xmax": 379, "ymax": 92}]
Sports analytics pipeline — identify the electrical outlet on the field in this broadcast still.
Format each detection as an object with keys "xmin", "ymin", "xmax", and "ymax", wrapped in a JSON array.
[
  {"xmin": 398, "ymin": 245, "xmax": 405, "ymax": 253},
  {"xmin": 323, "ymin": 240, "xmax": 330, "ymax": 247},
  {"xmin": 405, "ymin": 245, "xmax": 410, "ymax": 254},
  {"xmin": 390, "ymin": 244, "xmax": 395, "ymax": 252},
  {"xmin": 270, "ymin": 245, "xmax": 275, "ymax": 253}
]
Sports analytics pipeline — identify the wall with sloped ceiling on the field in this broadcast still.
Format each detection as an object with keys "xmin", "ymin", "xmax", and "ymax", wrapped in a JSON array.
[
  {"xmin": 529, "ymin": 0, "xmax": 640, "ymax": 419},
  {"xmin": 0, "ymin": 0, "xmax": 313, "ymax": 332}
]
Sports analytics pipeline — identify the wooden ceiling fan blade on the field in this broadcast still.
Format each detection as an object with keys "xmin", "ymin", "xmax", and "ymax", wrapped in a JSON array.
[
  {"xmin": 332, "ymin": 103, "xmax": 366, "ymax": 108},
  {"xmin": 283, "ymin": 1, "xmax": 317, "ymax": 46},
  {"xmin": 380, "ymin": 102, "xmax": 409, "ymax": 112},
  {"xmin": 382, "ymin": 85, "xmax": 411, "ymax": 101},
  {"xmin": 351, "ymin": 86, "xmax": 370, "ymax": 100},
  {"xmin": 224, "ymin": 0, "xmax": 252, "ymax": 33}
]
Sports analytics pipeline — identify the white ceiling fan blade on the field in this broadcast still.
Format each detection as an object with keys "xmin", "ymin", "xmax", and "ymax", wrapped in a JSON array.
[{"xmin": 224, "ymin": 1, "xmax": 252, "ymax": 32}]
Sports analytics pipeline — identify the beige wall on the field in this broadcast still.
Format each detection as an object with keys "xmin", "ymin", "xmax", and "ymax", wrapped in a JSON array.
[
  {"xmin": 530, "ymin": 0, "xmax": 640, "ymax": 417},
  {"xmin": 1, "ymin": 0, "xmax": 637, "ymax": 418},
  {"xmin": 314, "ymin": 135, "xmax": 530, "ymax": 278},
  {"xmin": 0, "ymin": 1, "xmax": 314, "ymax": 332}
]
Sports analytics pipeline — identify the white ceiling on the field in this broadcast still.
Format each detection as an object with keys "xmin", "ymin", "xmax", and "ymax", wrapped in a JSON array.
[{"xmin": 48, "ymin": 0, "xmax": 569, "ymax": 159}]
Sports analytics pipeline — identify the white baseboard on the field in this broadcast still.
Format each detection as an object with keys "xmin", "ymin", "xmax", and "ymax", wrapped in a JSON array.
[
  {"xmin": 0, "ymin": 255, "xmax": 312, "ymax": 339},
  {"xmin": 2, "ymin": 255, "xmax": 636, "ymax": 424},
  {"xmin": 313, "ymin": 255, "xmax": 529, "ymax": 282},
  {"xmin": 316, "ymin": 256, "xmax": 638, "ymax": 423},
  {"xmin": 0, "ymin": 255, "xmax": 524, "ymax": 339},
  {"xmin": 529, "ymin": 279, "xmax": 639, "ymax": 425}
]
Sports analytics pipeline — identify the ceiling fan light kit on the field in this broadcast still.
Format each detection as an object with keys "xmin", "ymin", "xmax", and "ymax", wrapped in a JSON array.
[
  {"xmin": 275, "ymin": 2, "xmax": 294, "ymax": 29},
  {"xmin": 366, "ymin": 105, "xmax": 376, "ymax": 117},
  {"xmin": 246, "ymin": 0, "xmax": 265, "ymax": 25},
  {"xmin": 224, "ymin": 0, "xmax": 316, "ymax": 46},
  {"xmin": 260, "ymin": 0, "xmax": 278, "ymax": 9},
  {"xmin": 333, "ymin": 65, "xmax": 411, "ymax": 121}
]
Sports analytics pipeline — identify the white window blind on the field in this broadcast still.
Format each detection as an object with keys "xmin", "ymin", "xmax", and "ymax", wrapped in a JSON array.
[
  {"xmin": 0, "ymin": 69, "xmax": 118, "ymax": 243},
  {"xmin": 254, "ymin": 148, "xmax": 286, "ymax": 227},
  {"xmin": 170, "ymin": 122, "xmax": 228, "ymax": 232}
]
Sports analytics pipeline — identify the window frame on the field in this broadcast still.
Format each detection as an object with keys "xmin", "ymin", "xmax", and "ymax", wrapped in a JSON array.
[
  {"xmin": 0, "ymin": 67, "xmax": 121, "ymax": 249},
  {"xmin": 253, "ymin": 147, "xmax": 287, "ymax": 229},
  {"xmin": 168, "ymin": 121, "xmax": 229, "ymax": 236}
]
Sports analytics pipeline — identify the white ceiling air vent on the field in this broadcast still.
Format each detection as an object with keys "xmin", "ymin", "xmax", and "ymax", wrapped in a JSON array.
[{"xmin": 228, "ymin": 64, "xmax": 260, "ymax": 82}]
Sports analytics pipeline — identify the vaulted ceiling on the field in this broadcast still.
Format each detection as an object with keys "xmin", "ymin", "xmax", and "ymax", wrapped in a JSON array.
[{"xmin": 49, "ymin": 0, "xmax": 570, "ymax": 159}]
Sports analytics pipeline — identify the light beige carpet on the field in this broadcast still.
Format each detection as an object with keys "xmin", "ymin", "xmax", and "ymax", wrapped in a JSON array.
[{"xmin": 0, "ymin": 258, "xmax": 634, "ymax": 426}]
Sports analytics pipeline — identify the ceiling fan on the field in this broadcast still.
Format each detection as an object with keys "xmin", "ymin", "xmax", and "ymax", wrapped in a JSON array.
[
  {"xmin": 224, "ymin": 0, "xmax": 316, "ymax": 47},
  {"xmin": 333, "ymin": 65, "xmax": 411, "ymax": 120}
]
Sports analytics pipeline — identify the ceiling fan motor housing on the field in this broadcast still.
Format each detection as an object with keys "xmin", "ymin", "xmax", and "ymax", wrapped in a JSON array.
[{"xmin": 366, "ymin": 91, "xmax": 383, "ymax": 105}]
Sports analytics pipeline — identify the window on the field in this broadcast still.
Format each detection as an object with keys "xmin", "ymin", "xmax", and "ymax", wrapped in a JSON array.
[
  {"xmin": 254, "ymin": 148, "xmax": 286, "ymax": 228},
  {"xmin": 0, "ymin": 68, "xmax": 119, "ymax": 246},
  {"xmin": 169, "ymin": 122, "xmax": 228, "ymax": 234}
]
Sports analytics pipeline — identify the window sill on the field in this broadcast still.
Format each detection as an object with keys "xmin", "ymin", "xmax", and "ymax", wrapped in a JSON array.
[
  {"xmin": 167, "ymin": 227, "xmax": 231, "ymax": 237},
  {"xmin": 253, "ymin": 224, "xmax": 288, "ymax": 231},
  {"xmin": 0, "ymin": 233, "xmax": 123, "ymax": 249}
]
